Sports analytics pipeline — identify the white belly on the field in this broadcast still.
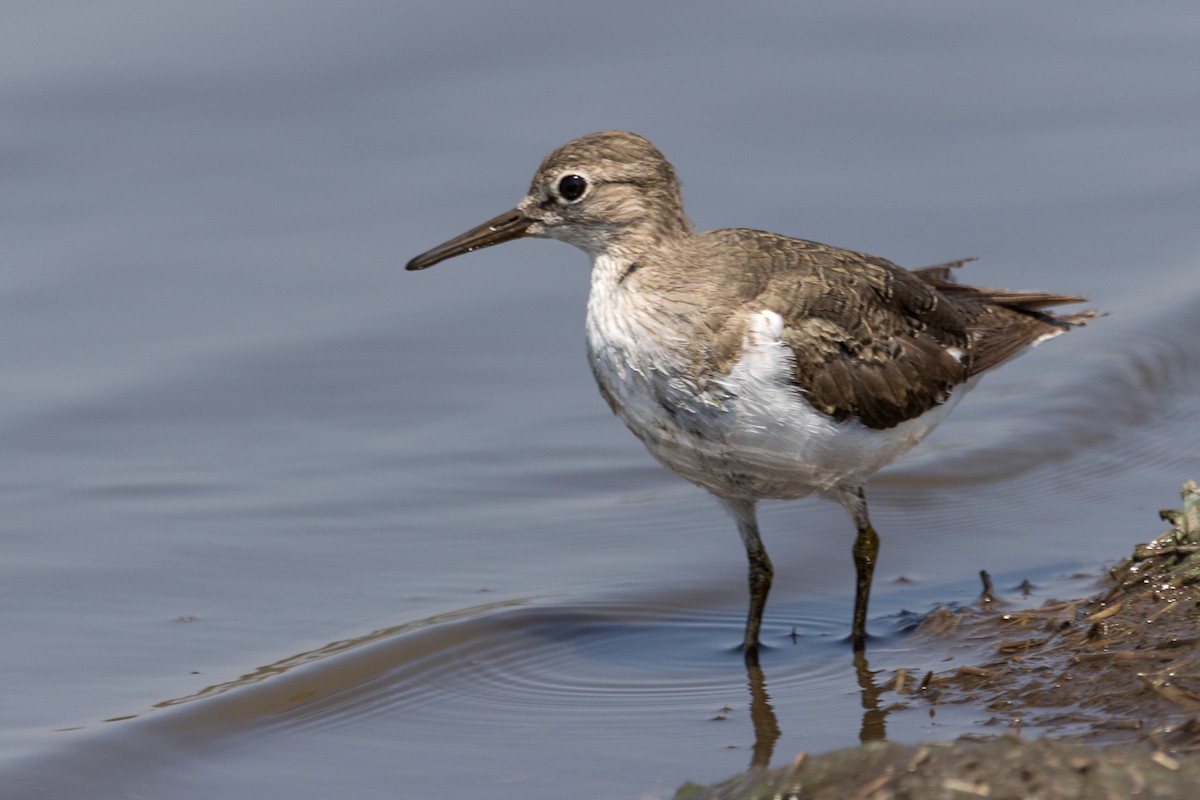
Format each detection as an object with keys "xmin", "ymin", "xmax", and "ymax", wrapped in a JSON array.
[{"xmin": 586, "ymin": 271, "xmax": 967, "ymax": 501}]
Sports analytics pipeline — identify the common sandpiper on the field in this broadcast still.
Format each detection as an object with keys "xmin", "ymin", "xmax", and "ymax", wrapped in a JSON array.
[{"xmin": 406, "ymin": 131, "xmax": 1094, "ymax": 662}]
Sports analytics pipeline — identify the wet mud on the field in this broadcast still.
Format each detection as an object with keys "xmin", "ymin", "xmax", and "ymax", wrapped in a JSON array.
[{"xmin": 679, "ymin": 481, "xmax": 1200, "ymax": 799}]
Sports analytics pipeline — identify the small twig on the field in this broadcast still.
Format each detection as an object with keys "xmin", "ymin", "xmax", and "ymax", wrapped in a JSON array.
[{"xmin": 979, "ymin": 570, "xmax": 996, "ymax": 605}]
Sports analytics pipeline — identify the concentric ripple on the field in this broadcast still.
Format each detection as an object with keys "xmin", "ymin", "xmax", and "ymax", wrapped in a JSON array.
[{"xmin": 234, "ymin": 598, "xmax": 860, "ymax": 737}]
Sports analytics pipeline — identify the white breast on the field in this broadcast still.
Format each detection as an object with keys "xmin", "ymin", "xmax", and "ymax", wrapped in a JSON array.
[{"xmin": 585, "ymin": 255, "xmax": 969, "ymax": 501}]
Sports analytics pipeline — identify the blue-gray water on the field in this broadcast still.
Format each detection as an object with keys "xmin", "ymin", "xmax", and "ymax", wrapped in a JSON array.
[{"xmin": 3, "ymin": 2, "xmax": 1199, "ymax": 798}]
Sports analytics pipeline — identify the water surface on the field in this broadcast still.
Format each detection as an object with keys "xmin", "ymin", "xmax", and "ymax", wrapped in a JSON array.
[{"xmin": 3, "ymin": 2, "xmax": 1199, "ymax": 798}]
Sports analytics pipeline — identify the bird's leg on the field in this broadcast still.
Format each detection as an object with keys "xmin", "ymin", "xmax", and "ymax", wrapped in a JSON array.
[
  {"xmin": 720, "ymin": 498, "xmax": 772, "ymax": 662},
  {"xmin": 835, "ymin": 486, "xmax": 879, "ymax": 651}
]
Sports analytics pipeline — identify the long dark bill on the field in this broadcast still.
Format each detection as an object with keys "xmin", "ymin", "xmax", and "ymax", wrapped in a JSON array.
[{"xmin": 405, "ymin": 208, "xmax": 532, "ymax": 271}]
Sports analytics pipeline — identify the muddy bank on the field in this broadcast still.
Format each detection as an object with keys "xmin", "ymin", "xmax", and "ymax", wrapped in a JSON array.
[
  {"xmin": 677, "ymin": 481, "xmax": 1200, "ymax": 799},
  {"xmin": 677, "ymin": 738, "xmax": 1200, "ymax": 800}
]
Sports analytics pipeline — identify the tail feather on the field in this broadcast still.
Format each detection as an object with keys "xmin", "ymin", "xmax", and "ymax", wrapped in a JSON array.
[{"xmin": 911, "ymin": 258, "xmax": 1099, "ymax": 373}]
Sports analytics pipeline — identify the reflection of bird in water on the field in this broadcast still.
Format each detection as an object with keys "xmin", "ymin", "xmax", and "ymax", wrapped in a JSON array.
[{"xmin": 745, "ymin": 651, "xmax": 886, "ymax": 775}]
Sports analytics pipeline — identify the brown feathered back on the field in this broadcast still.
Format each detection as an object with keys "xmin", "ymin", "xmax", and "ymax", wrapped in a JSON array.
[{"xmin": 698, "ymin": 233, "xmax": 1094, "ymax": 430}]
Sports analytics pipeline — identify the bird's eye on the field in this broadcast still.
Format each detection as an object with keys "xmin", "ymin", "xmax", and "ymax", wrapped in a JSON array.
[{"xmin": 557, "ymin": 174, "xmax": 588, "ymax": 202}]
